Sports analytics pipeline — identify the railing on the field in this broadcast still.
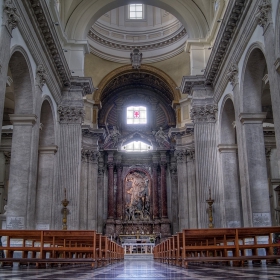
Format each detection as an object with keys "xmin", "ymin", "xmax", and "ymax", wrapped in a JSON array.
[
  {"xmin": 123, "ymin": 243, "xmax": 155, "ymax": 254},
  {"xmin": 153, "ymin": 227, "xmax": 280, "ymax": 267}
]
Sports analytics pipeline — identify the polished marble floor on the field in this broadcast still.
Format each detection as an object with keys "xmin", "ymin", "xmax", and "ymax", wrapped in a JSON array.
[{"xmin": 0, "ymin": 260, "xmax": 279, "ymax": 279}]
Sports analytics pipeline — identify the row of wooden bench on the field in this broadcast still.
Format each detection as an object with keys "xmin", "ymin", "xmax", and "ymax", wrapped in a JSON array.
[
  {"xmin": 0, "ymin": 230, "xmax": 124, "ymax": 268},
  {"xmin": 153, "ymin": 227, "xmax": 280, "ymax": 267}
]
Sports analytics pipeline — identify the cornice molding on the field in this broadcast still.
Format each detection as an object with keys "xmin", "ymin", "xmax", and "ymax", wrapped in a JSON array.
[
  {"xmin": 82, "ymin": 127, "xmax": 105, "ymax": 139},
  {"xmin": 88, "ymin": 26, "xmax": 187, "ymax": 52},
  {"xmin": 179, "ymin": 75, "xmax": 207, "ymax": 95},
  {"xmin": 70, "ymin": 77, "xmax": 95, "ymax": 96},
  {"xmin": 29, "ymin": 0, "xmax": 71, "ymax": 87}
]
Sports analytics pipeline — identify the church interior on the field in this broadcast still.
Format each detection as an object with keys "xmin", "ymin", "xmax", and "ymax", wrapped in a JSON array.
[{"xmin": 0, "ymin": 0, "xmax": 280, "ymax": 278}]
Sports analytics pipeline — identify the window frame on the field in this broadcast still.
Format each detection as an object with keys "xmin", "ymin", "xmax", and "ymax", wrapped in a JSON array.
[{"xmin": 126, "ymin": 106, "xmax": 147, "ymax": 125}]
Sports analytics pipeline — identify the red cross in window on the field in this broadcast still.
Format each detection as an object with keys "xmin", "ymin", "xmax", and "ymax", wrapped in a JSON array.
[{"xmin": 134, "ymin": 111, "xmax": 140, "ymax": 118}]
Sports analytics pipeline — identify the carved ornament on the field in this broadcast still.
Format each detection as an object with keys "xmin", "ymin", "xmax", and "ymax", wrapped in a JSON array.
[
  {"xmin": 170, "ymin": 164, "xmax": 177, "ymax": 175},
  {"xmin": 187, "ymin": 149, "xmax": 195, "ymax": 161},
  {"xmin": 190, "ymin": 104, "xmax": 218, "ymax": 123},
  {"xmin": 3, "ymin": 0, "xmax": 19, "ymax": 32},
  {"xmin": 174, "ymin": 150, "xmax": 187, "ymax": 163},
  {"xmin": 256, "ymin": 0, "xmax": 272, "ymax": 29},
  {"xmin": 153, "ymin": 127, "xmax": 170, "ymax": 149},
  {"xmin": 57, "ymin": 106, "xmax": 85, "ymax": 124},
  {"xmin": 227, "ymin": 63, "xmax": 239, "ymax": 87},
  {"xmin": 3, "ymin": 151, "xmax": 11, "ymax": 164},
  {"xmin": 131, "ymin": 49, "xmax": 142, "ymax": 69},
  {"xmin": 36, "ymin": 64, "xmax": 47, "ymax": 88}
]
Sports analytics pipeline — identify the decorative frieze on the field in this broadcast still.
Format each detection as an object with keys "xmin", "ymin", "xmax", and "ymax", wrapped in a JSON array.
[
  {"xmin": 226, "ymin": 63, "xmax": 239, "ymax": 87},
  {"xmin": 190, "ymin": 104, "xmax": 218, "ymax": 123},
  {"xmin": 256, "ymin": 0, "xmax": 272, "ymax": 29},
  {"xmin": 3, "ymin": 0, "xmax": 19, "ymax": 32},
  {"xmin": 58, "ymin": 106, "xmax": 85, "ymax": 124},
  {"xmin": 36, "ymin": 64, "xmax": 47, "ymax": 88}
]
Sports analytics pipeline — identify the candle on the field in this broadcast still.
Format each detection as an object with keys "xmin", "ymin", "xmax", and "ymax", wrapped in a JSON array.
[{"xmin": 209, "ymin": 187, "xmax": 211, "ymax": 200}]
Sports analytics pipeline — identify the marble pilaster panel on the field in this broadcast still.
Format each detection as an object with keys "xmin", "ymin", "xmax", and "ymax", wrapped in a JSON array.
[
  {"xmin": 186, "ymin": 149, "xmax": 198, "ymax": 228},
  {"xmin": 35, "ymin": 146, "xmax": 58, "ymax": 229},
  {"xmin": 170, "ymin": 161, "xmax": 178, "ymax": 234},
  {"xmin": 97, "ymin": 154, "xmax": 105, "ymax": 233},
  {"xmin": 175, "ymin": 150, "xmax": 188, "ymax": 230},
  {"xmin": 240, "ymin": 113, "xmax": 271, "ymax": 226},
  {"xmin": 218, "ymin": 144, "xmax": 242, "ymax": 228},
  {"xmin": 6, "ymin": 114, "xmax": 37, "ymax": 229}
]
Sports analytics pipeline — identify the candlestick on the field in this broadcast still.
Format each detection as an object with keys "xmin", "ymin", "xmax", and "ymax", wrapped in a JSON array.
[
  {"xmin": 61, "ymin": 188, "xmax": 69, "ymax": 230},
  {"xmin": 206, "ymin": 188, "xmax": 214, "ymax": 229}
]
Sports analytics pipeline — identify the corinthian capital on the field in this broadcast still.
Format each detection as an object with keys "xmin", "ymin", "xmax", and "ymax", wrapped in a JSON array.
[
  {"xmin": 256, "ymin": 0, "xmax": 272, "ymax": 29},
  {"xmin": 174, "ymin": 150, "xmax": 187, "ymax": 163},
  {"xmin": 190, "ymin": 104, "xmax": 218, "ymax": 123},
  {"xmin": 227, "ymin": 64, "xmax": 239, "ymax": 87},
  {"xmin": 3, "ymin": 0, "xmax": 19, "ymax": 32},
  {"xmin": 58, "ymin": 105, "xmax": 85, "ymax": 124}
]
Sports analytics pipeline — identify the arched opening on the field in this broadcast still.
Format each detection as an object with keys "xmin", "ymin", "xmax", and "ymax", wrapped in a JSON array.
[
  {"xmin": 241, "ymin": 47, "xmax": 275, "ymax": 226},
  {"xmin": 35, "ymin": 99, "xmax": 56, "ymax": 229},
  {"xmin": 2, "ymin": 50, "xmax": 35, "ymax": 229},
  {"xmin": 219, "ymin": 97, "xmax": 242, "ymax": 227}
]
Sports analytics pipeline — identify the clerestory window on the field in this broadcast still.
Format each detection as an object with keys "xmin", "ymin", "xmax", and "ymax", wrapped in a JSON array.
[
  {"xmin": 127, "ymin": 106, "xmax": 147, "ymax": 124},
  {"xmin": 122, "ymin": 141, "xmax": 152, "ymax": 152},
  {"xmin": 129, "ymin": 4, "xmax": 144, "ymax": 19}
]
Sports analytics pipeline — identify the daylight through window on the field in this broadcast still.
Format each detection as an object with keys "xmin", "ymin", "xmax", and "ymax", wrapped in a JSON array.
[
  {"xmin": 129, "ymin": 4, "xmax": 143, "ymax": 19},
  {"xmin": 122, "ymin": 141, "xmax": 152, "ymax": 152},
  {"xmin": 127, "ymin": 106, "xmax": 147, "ymax": 124}
]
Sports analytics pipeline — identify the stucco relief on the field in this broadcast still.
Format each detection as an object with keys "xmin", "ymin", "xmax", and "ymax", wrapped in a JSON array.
[{"xmin": 125, "ymin": 171, "xmax": 151, "ymax": 221}]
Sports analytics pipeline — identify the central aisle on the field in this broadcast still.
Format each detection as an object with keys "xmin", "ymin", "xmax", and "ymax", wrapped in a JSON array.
[{"xmin": 0, "ymin": 260, "xmax": 279, "ymax": 279}]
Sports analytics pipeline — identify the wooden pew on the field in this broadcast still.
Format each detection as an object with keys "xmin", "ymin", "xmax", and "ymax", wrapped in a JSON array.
[{"xmin": 0, "ymin": 230, "xmax": 124, "ymax": 268}]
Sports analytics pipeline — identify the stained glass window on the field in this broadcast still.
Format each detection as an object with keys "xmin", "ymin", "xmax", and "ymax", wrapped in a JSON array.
[
  {"xmin": 127, "ymin": 106, "xmax": 147, "ymax": 124},
  {"xmin": 129, "ymin": 4, "xmax": 143, "ymax": 19}
]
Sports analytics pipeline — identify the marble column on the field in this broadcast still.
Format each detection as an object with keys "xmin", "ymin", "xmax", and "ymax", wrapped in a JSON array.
[
  {"xmin": 80, "ymin": 149, "xmax": 90, "ymax": 229},
  {"xmin": 87, "ymin": 151, "xmax": 99, "ymax": 229},
  {"xmin": 97, "ymin": 153, "xmax": 105, "ymax": 233},
  {"xmin": 35, "ymin": 146, "xmax": 58, "ymax": 229},
  {"xmin": 152, "ymin": 162, "xmax": 159, "ymax": 219},
  {"xmin": 170, "ymin": 160, "xmax": 179, "ymax": 234},
  {"xmin": 186, "ymin": 149, "xmax": 198, "ymax": 228},
  {"xmin": 240, "ymin": 113, "xmax": 271, "ymax": 226},
  {"xmin": 191, "ymin": 102, "xmax": 221, "ymax": 228},
  {"xmin": 6, "ymin": 114, "xmax": 37, "ymax": 229},
  {"xmin": 175, "ymin": 150, "xmax": 188, "ymax": 230},
  {"xmin": 0, "ymin": 1, "xmax": 19, "ymax": 141},
  {"xmin": 218, "ymin": 144, "xmax": 242, "ymax": 228},
  {"xmin": 107, "ymin": 162, "xmax": 115, "ymax": 219},
  {"xmin": 160, "ymin": 162, "xmax": 168, "ymax": 218},
  {"xmin": 116, "ymin": 163, "xmax": 123, "ymax": 219}
]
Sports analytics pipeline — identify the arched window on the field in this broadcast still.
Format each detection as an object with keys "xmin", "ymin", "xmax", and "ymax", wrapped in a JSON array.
[
  {"xmin": 122, "ymin": 141, "xmax": 152, "ymax": 152},
  {"xmin": 127, "ymin": 106, "xmax": 147, "ymax": 124}
]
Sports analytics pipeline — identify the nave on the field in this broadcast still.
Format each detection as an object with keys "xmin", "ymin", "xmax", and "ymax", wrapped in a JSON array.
[{"xmin": 0, "ymin": 260, "xmax": 279, "ymax": 279}]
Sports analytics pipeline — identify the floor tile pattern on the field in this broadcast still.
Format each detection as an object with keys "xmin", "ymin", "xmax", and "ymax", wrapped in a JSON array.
[{"xmin": 0, "ymin": 260, "xmax": 279, "ymax": 279}]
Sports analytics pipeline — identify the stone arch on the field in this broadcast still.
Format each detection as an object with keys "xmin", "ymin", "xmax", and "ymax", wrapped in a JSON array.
[
  {"xmin": 275, "ymin": 0, "xmax": 280, "ymax": 58},
  {"xmin": 240, "ymin": 43, "xmax": 267, "ymax": 113},
  {"xmin": 220, "ymin": 94, "xmax": 236, "ymax": 144},
  {"xmin": 39, "ymin": 98, "xmax": 56, "ymax": 146},
  {"xmin": 35, "ymin": 98, "xmax": 57, "ymax": 230},
  {"xmin": 95, "ymin": 64, "xmax": 180, "ymax": 103},
  {"xmin": 9, "ymin": 46, "xmax": 34, "ymax": 114},
  {"xmin": 65, "ymin": 0, "xmax": 209, "ymax": 41}
]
